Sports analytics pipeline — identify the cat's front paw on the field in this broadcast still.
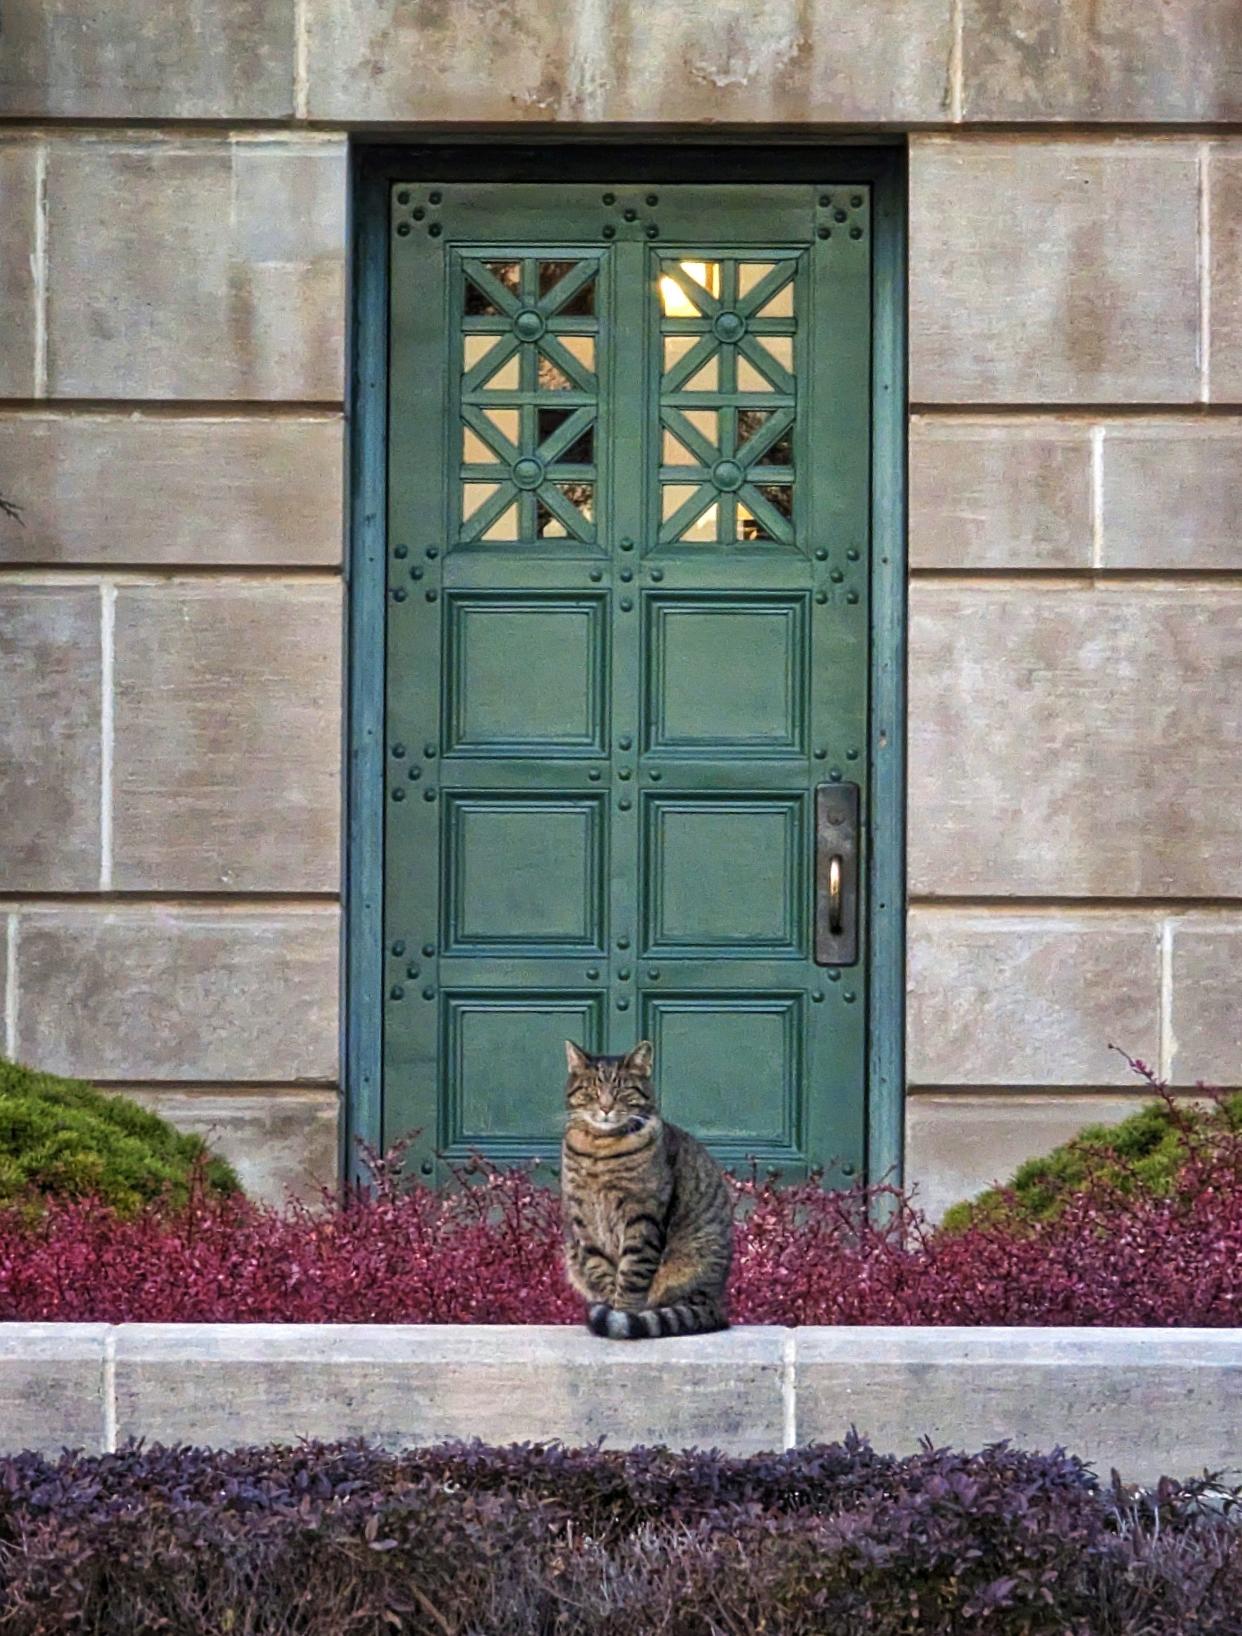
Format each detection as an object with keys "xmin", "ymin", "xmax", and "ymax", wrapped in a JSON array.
[{"xmin": 587, "ymin": 1303, "xmax": 611, "ymax": 1336}]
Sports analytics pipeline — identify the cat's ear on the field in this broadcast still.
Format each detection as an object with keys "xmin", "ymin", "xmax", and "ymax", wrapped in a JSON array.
[
  {"xmin": 565, "ymin": 1039, "xmax": 590, "ymax": 1075},
  {"xmin": 624, "ymin": 1040, "xmax": 653, "ymax": 1077}
]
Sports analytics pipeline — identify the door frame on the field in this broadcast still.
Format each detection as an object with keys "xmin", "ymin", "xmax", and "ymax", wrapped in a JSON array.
[{"xmin": 344, "ymin": 139, "xmax": 907, "ymax": 1189}]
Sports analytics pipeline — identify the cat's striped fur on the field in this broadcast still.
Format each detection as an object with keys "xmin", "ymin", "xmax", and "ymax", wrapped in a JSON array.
[{"xmin": 561, "ymin": 1040, "xmax": 732, "ymax": 1340}]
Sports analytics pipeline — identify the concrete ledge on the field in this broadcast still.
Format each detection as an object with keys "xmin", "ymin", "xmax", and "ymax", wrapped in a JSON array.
[{"xmin": 2, "ymin": 1324, "xmax": 1239, "ymax": 1482}]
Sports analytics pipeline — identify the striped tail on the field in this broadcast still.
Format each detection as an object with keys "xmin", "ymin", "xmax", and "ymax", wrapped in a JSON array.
[{"xmin": 587, "ymin": 1297, "xmax": 727, "ymax": 1340}]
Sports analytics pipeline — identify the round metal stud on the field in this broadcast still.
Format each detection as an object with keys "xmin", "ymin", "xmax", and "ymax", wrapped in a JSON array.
[
  {"xmin": 829, "ymin": 767, "xmax": 842, "ymax": 781},
  {"xmin": 602, "ymin": 225, "xmax": 616, "ymax": 239},
  {"xmin": 428, "ymin": 223, "xmax": 442, "ymax": 237},
  {"xmin": 651, "ymin": 568, "xmax": 664, "ymax": 582},
  {"xmin": 814, "ymin": 548, "xmax": 828, "ymax": 560},
  {"xmin": 410, "ymin": 567, "xmax": 423, "ymax": 580},
  {"xmin": 850, "ymin": 226, "xmax": 862, "ymax": 240},
  {"xmin": 619, "ymin": 568, "xmax": 633, "ymax": 582},
  {"xmin": 646, "ymin": 225, "xmax": 659, "ymax": 239},
  {"xmin": 620, "ymin": 537, "xmax": 634, "ymax": 551},
  {"xmin": 646, "ymin": 194, "xmax": 659, "ymax": 206},
  {"xmin": 512, "ymin": 455, "xmax": 545, "ymax": 490},
  {"xmin": 412, "ymin": 207, "xmax": 425, "ymax": 221},
  {"xmin": 425, "ymin": 589, "xmax": 438, "ymax": 602},
  {"xmin": 393, "ymin": 587, "xmax": 407, "ymax": 602},
  {"xmin": 392, "ymin": 787, "xmax": 405, "ymax": 801},
  {"xmin": 619, "ymin": 797, "xmax": 632, "ymax": 810},
  {"xmin": 589, "ymin": 569, "xmax": 603, "ymax": 583},
  {"xmin": 814, "ymin": 748, "xmax": 827, "ymax": 760},
  {"xmin": 841, "ymin": 1161, "xmax": 856, "ymax": 1177},
  {"xmin": 394, "ymin": 544, "xmax": 408, "ymax": 558},
  {"xmin": 602, "ymin": 192, "xmax": 616, "ymax": 205},
  {"xmin": 424, "ymin": 743, "xmax": 437, "ymax": 757},
  {"xmin": 397, "ymin": 190, "xmax": 410, "ymax": 205},
  {"xmin": 618, "ymin": 968, "xmax": 631, "ymax": 980},
  {"xmin": 827, "ymin": 968, "xmax": 841, "ymax": 982},
  {"xmin": 834, "ymin": 208, "xmax": 847, "ymax": 223},
  {"xmin": 618, "ymin": 768, "xmax": 632, "ymax": 781},
  {"xmin": 392, "ymin": 940, "xmax": 406, "ymax": 956},
  {"xmin": 830, "ymin": 568, "xmax": 844, "ymax": 583},
  {"xmin": 819, "ymin": 193, "xmax": 832, "ymax": 207},
  {"xmin": 617, "ymin": 937, "xmax": 630, "ymax": 950},
  {"xmin": 407, "ymin": 963, "xmax": 420, "ymax": 979},
  {"xmin": 623, "ymin": 207, "xmax": 637, "ymax": 222},
  {"xmin": 846, "ymin": 748, "xmax": 859, "ymax": 761},
  {"xmin": 649, "ymin": 770, "xmax": 662, "ymax": 782},
  {"xmin": 815, "ymin": 590, "xmax": 828, "ymax": 604},
  {"xmin": 712, "ymin": 310, "xmax": 746, "ymax": 343},
  {"xmin": 429, "ymin": 191, "xmax": 442, "ymax": 204},
  {"xmin": 617, "ymin": 997, "xmax": 630, "ymax": 1010},
  {"xmin": 426, "ymin": 546, "xmax": 439, "ymax": 558},
  {"xmin": 396, "ymin": 222, "xmax": 411, "ymax": 237},
  {"xmin": 843, "ymin": 990, "xmax": 856, "ymax": 1004},
  {"xmin": 712, "ymin": 458, "xmax": 744, "ymax": 492},
  {"xmin": 648, "ymin": 967, "xmax": 660, "ymax": 979},
  {"xmin": 811, "ymin": 991, "xmax": 824, "ymax": 1003},
  {"xmin": 846, "ymin": 589, "xmax": 859, "ymax": 604},
  {"xmin": 423, "ymin": 787, "xmax": 436, "ymax": 801},
  {"xmin": 620, "ymin": 597, "xmax": 633, "ymax": 611},
  {"xmin": 846, "ymin": 547, "xmax": 860, "ymax": 561},
  {"xmin": 422, "ymin": 986, "xmax": 435, "ymax": 1000},
  {"xmin": 850, "ymin": 194, "xmax": 862, "ymax": 208},
  {"xmin": 817, "ymin": 227, "xmax": 831, "ymax": 240},
  {"xmin": 587, "ymin": 967, "xmax": 600, "ymax": 980},
  {"xmin": 513, "ymin": 308, "xmax": 546, "ymax": 341},
  {"xmin": 392, "ymin": 743, "xmax": 406, "ymax": 758},
  {"xmin": 588, "ymin": 768, "xmax": 601, "ymax": 781},
  {"xmin": 390, "ymin": 984, "xmax": 404, "ymax": 1000},
  {"xmin": 407, "ymin": 766, "xmax": 421, "ymax": 781},
  {"xmin": 421, "ymin": 1160, "xmax": 433, "ymax": 1175},
  {"xmin": 618, "ymin": 735, "xmax": 633, "ymax": 750},
  {"xmin": 422, "ymin": 943, "xmax": 435, "ymax": 956}
]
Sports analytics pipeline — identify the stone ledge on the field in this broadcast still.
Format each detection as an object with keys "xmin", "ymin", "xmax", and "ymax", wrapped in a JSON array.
[{"xmin": 3, "ymin": 1323, "xmax": 1239, "ymax": 1482}]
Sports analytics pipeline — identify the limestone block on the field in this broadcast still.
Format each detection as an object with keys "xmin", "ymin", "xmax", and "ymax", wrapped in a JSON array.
[
  {"xmin": 117, "ymin": 1088, "xmax": 340, "ymax": 1204},
  {"xmin": 0, "ymin": 1325, "xmax": 109, "ymax": 1456},
  {"xmin": 1101, "ymin": 422, "xmax": 1242, "ymax": 569},
  {"xmin": 910, "ymin": 140, "xmax": 1200, "ymax": 403},
  {"xmin": 0, "ymin": 414, "xmax": 343, "ymax": 566},
  {"xmin": 113, "ymin": 1325, "xmax": 787, "ymax": 1454},
  {"xmin": 910, "ymin": 419, "xmax": 1092, "ymax": 569},
  {"xmin": 0, "ymin": 144, "xmax": 38, "ymax": 398},
  {"xmin": 0, "ymin": 0, "xmax": 296, "ymax": 119},
  {"xmin": 909, "ymin": 585, "xmax": 1242, "ymax": 896},
  {"xmin": 1209, "ymin": 147, "xmax": 1242, "ymax": 402},
  {"xmin": 14, "ymin": 907, "xmax": 339, "ymax": 1082},
  {"xmin": 304, "ymin": 0, "xmax": 951, "ymax": 125},
  {"xmin": 961, "ymin": 0, "xmax": 1242, "ymax": 121},
  {"xmin": 795, "ymin": 1327, "xmax": 1242, "ymax": 1485},
  {"xmin": 1169, "ymin": 920, "xmax": 1242, "ymax": 1087},
  {"xmin": 907, "ymin": 911, "xmax": 1160, "ymax": 1086},
  {"xmin": 906, "ymin": 1093, "xmax": 1154, "ymax": 1222},
  {"xmin": 0, "ymin": 587, "xmax": 100, "ymax": 892},
  {"xmin": 111, "ymin": 583, "xmax": 341, "ymax": 892},
  {"xmin": 45, "ymin": 139, "xmax": 345, "ymax": 401}
]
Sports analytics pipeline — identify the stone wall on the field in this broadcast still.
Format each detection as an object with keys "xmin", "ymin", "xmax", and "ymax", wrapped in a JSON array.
[{"xmin": 1, "ymin": 1, "xmax": 1239, "ymax": 1210}]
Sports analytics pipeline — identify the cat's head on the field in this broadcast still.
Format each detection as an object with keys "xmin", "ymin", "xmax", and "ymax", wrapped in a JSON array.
[{"xmin": 563, "ymin": 1040, "xmax": 657, "ymax": 1134}]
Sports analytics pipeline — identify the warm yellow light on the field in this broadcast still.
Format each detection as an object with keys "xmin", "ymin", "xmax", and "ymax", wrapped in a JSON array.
[{"xmin": 659, "ymin": 260, "xmax": 720, "ymax": 317}]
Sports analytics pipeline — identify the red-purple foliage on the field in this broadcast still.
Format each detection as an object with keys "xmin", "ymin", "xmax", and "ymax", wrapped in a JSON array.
[{"xmin": 1, "ymin": 1102, "xmax": 1240, "ymax": 1327}]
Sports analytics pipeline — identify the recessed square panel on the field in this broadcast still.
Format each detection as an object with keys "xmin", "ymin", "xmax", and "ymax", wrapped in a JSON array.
[
  {"xmin": 643, "ymin": 994, "xmax": 802, "ymax": 1147},
  {"xmin": 446, "ymin": 593, "xmax": 607, "ymax": 756},
  {"xmin": 445, "ymin": 992, "xmax": 605, "ymax": 1145},
  {"xmin": 645, "ymin": 595, "xmax": 806, "ymax": 756},
  {"xmin": 444, "ymin": 795, "xmax": 605, "ymax": 954},
  {"xmin": 642, "ymin": 795, "xmax": 805, "ymax": 956}
]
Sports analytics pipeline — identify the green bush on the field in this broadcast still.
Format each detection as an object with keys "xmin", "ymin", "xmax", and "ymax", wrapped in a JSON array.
[
  {"xmin": 940, "ymin": 1091, "xmax": 1242, "ymax": 1233},
  {"xmin": 0, "ymin": 1059, "xmax": 239, "ymax": 1213}
]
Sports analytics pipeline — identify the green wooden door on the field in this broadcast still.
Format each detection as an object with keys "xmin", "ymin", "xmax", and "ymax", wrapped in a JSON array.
[{"xmin": 384, "ymin": 182, "xmax": 871, "ymax": 1184}]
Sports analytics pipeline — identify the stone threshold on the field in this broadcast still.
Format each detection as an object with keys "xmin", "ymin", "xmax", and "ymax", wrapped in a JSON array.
[{"xmin": 4, "ymin": 1323, "xmax": 1240, "ymax": 1485}]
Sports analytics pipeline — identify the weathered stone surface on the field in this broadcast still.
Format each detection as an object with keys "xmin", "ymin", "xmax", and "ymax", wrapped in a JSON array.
[
  {"xmin": 0, "ymin": 415, "xmax": 344, "ymax": 566},
  {"xmin": 1102, "ymin": 422, "xmax": 1242, "ymax": 569},
  {"xmin": 909, "ymin": 419, "xmax": 1092, "ymax": 569},
  {"xmin": 795, "ymin": 1327, "xmax": 1242, "ymax": 1484},
  {"xmin": 961, "ymin": 0, "xmax": 1242, "ymax": 121},
  {"xmin": 1169, "ymin": 921, "xmax": 1242, "ymax": 1087},
  {"xmin": 906, "ymin": 1093, "xmax": 1152, "ymax": 1222},
  {"xmin": 0, "ymin": 0, "xmax": 296, "ymax": 119},
  {"xmin": 305, "ymin": 0, "xmax": 951, "ymax": 124},
  {"xmin": 46, "ymin": 140, "xmax": 346, "ymax": 401},
  {"xmin": 0, "ymin": 1325, "xmax": 109, "ymax": 1456},
  {"xmin": 907, "ymin": 912, "xmax": 1160, "ymax": 1086},
  {"xmin": 112, "ymin": 583, "xmax": 341, "ymax": 892},
  {"xmin": 0, "ymin": 144, "xmax": 38, "ymax": 398},
  {"xmin": 0, "ymin": 588, "xmax": 100, "ymax": 892},
  {"xmin": 909, "ymin": 586, "xmax": 1242, "ymax": 896},
  {"xmin": 117, "ymin": 1088, "xmax": 340, "ymax": 1204},
  {"xmin": 15, "ymin": 908, "xmax": 339, "ymax": 1082},
  {"xmin": 910, "ymin": 141, "xmax": 1200, "ymax": 403},
  {"xmin": 1209, "ymin": 147, "xmax": 1242, "ymax": 403},
  {"xmin": 113, "ymin": 1325, "xmax": 786, "ymax": 1454}
]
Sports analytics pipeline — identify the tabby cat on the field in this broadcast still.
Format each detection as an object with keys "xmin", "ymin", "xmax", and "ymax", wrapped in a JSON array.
[{"xmin": 561, "ymin": 1039, "xmax": 733, "ymax": 1339}]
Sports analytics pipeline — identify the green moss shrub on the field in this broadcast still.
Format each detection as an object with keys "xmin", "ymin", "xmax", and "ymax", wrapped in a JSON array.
[
  {"xmin": 0, "ymin": 1059, "xmax": 239, "ymax": 1213},
  {"xmin": 940, "ymin": 1091, "xmax": 1242, "ymax": 1234}
]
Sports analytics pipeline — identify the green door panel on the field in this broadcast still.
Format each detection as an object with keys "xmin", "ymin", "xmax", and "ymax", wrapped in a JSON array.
[{"xmin": 383, "ymin": 181, "xmax": 872, "ymax": 1182}]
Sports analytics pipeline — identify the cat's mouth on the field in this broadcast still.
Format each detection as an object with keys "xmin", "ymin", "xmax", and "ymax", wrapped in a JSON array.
[{"xmin": 584, "ymin": 1112, "xmax": 650, "ymax": 1135}]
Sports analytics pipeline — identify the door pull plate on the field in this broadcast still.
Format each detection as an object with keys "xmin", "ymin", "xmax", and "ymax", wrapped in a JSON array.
[{"xmin": 815, "ymin": 782, "xmax": 860, "ymax": 966}]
